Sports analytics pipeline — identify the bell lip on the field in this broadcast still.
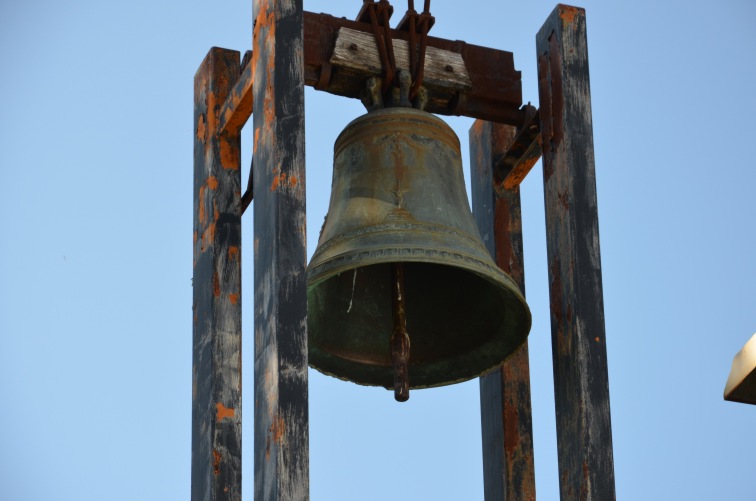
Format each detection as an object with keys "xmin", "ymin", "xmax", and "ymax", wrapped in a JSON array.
[
  {"xmin": 308, "ymin": 351, "xmax": 525, "ymax": 391},
  {"xmin": 306, "ymin": 255, "xmax": 532, "ymax": 389},
  {"xmin": 307, "ymin": 245, "xmax": 528, "ymax": 309}
]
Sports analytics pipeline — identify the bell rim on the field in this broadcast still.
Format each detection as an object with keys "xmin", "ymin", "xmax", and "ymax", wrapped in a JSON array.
[
  {"xmin": 308, "ymin": 244, "xmax": 527, "ymax": 308},
  {"xmin": 307, "ymin": 257, "xmax": 532, "ymax": 389},
  {"xmin": 308, "ymin": 357, "xmax": 509, "ymax": 391},
  {"xmin": 307, "ymin": 242, "xmax": 533, "ymax": 389}
]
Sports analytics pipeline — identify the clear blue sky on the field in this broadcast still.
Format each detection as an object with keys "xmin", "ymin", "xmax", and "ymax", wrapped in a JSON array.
[{"xmin": 1, "ymin": 1, "xmax": 754, "ymax": 499}]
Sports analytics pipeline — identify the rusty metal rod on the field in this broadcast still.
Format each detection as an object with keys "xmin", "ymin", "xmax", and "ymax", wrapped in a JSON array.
[
  {"xmin": 390, "ymin": 262, "xmax": 410, "ymax": 402},
  {"xmin": 367, "ymin": 4, "xmax": 394, "ymax": 93},
  {"xmin": 241, "ymin": 158, "xmax": 254, "ymax": 215},
  {"xmin": 380, "ymin": 0, "xmax": 397, "ymax": 80},
  {"xmin": 408, "ymin": 9, "xmax": 417, "ymax": 88},
  {"xmin": 409, "ymin": 14, "xmax": 428, "ymax": 99}
]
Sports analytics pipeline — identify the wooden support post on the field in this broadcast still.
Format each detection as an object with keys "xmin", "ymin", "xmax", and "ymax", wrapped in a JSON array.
[
  {"xmin": 192, "ymin": 47, "xmax": 243, "ymax": 501},
  {"xmin": 252, "ymin": 1, "xmax": 309, "ymax": 500},
  {"xmin": 536, "ymin": 5, "xmax": 616, "ymax": 499},
  {"xmin": 471, "ymin": 121, "xmax": 536, "ymax": 501}
]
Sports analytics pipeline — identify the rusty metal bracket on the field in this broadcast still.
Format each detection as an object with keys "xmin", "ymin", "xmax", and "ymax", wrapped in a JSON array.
[
  {"xmin": 217, "ymin": 50, "xmax": 254, "ymax": 137},
  {"xmin": 360, "ymin": 0, "xmax": 397, "ymax": 94},
  {"xmin": 493, "ymin": 104, "xmax": 542, "ymax": 191},
  {"xmin": 315, "ymin": 61, "xmax": 332, "ymax": 91},
  {"xmin": 396, "ymin": 0, "xmax": 436, "ymax": 32},
  {"xmin": 396, "ymin": 1, "xmax": 435, "ymax": 100},
  {"xmin": 241, "ymin": 158, "xmax": 253, "ymax": 215}
]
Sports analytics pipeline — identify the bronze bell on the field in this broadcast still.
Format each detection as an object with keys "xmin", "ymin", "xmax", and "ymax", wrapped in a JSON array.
[{"xmin": 307, "ymin": 107, "xmax": 531, "ymax": 400}]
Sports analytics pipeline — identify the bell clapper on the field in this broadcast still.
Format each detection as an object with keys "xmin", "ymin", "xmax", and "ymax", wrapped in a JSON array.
[{"xmin": 391, "ymin": 263, "xmax": 411, "ymax": 402}]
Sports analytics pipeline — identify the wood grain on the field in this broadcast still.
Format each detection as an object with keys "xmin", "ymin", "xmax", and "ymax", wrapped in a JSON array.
[
  {"xmin": 470, "ymin": 120, "xmax": 536, "ymax": 501},
  {"xmin": 537, "ymin": 5, "xmax": 616, "ymax": 500},
  {"xmin": 192, "ymin": 47, "xmax": 243, "ymax": 501},
  {"xmin": 252, "ymin": 1, "xmax": 309, "ymax": 500},
  {"xmin": 330, "ymin": 27, "xmax": 471, "ymax": 91}
]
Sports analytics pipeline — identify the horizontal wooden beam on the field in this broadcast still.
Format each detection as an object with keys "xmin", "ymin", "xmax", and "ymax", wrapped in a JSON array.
[
  {"xmin": 218, "ymin": 50, "xmax": 254, "ymax": 137},
  {"xmin": 305, "ymin": 11, "xmax": 523, "ymax": 123},
  {"xmin": 330, "ymin": 27, "xmax": 472, "ymax": 92},
  {"xmin": 494, "ymin": 107, "xmax": 543, "ymax": 191},
  {"xmin": 216, "ymin": 11, "xmax": 526, "ymax": 132}
]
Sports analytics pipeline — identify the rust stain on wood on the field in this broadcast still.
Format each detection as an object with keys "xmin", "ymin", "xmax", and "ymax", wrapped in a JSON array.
[
  {"xmin": 265, "ymin": 412, "xmax": 287, "ymax": 462},
  {"xmin": 213, "ymin": 450, "xmax": 222, "ymax": 475},
  {"xmin": 220, "ymin": 136, "xmax": 240, "ymax": 170},
  {"xmin": 271, "ymin": 414, "xmax": 285, "ymax": 443},
  {"xmin": 503, "ymin": 400, "xmax": 520, "ymax": 457},
  {"xmin": 198, "ymin": 178, "xmax": 219, "ymax": 229},
  {"xmin": 228, "ymin": 293, "xmax": 240, "ymax": 305},
  {"xmin": 228, "ymin": 246, "xmax": 239, "ymax": 260},
  {"xmin": 197, "ymin": 113, "xmax": 207, "ymax": 142},
  {"xmin": 201, "ymin": 223, "xmax": 216, "ymax": 252},
  {"xmin": 218, "ymin": 51, "xmax": 255, "ymax": 136},
  {"xmin": 198, "ymin": 186, "xmax": 207, "ymax": 225},
  {"xmin": 559, "ymin": 5, "xmax": 581, "ymax": 25},
  {"xmin": 254, "ymin": 5, "xmax": 277, "ymax": 132},
  {"xmin": 224, "ymin": 105, "xmax": 235, "ymax": 125},
  {"xmin": 548, "ymin": 34, "xmax": 565, "ymax": 149},
  {"xmin": 206, "ymin": 91, "xmax": 219, "ymax": 136},
  {"xmin": 213, "ymin": 271, "xmax": 221, "ymax": 297},
  {"xmin": 494, "ymin": 198, "xmax": 514, "ymax": 272},
  {"xmin": 216, "ymin": 402, "xmax": 235, "ymax": 421},
  {"xmin": 270, "ymin": 172, "xmax": 286, "ymax": 192},
  {"xmin": 263, "ymin": 74, "xmax": 275, "ymax": 131}
]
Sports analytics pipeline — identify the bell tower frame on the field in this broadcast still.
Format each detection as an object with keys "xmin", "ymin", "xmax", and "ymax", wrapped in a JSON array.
[{"xmin": 192, "ymin": 2, "xmax": 615, "ymax": 500}]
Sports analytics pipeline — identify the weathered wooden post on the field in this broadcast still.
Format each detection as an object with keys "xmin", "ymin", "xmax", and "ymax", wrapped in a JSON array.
[
  {"xmin": 537, "ymin": 5, "xmax": 616, "ymax": 499},
  {"xmin": 471, "ymin": 121, "xmax": 536, "ymax": 501},
  {"xmin": 192, "ymin": 47, "xmax": 243, "ymax": 500},
  {"xmin": 251, "ymin": 1, "xmax": 309, "ymax": 500}
]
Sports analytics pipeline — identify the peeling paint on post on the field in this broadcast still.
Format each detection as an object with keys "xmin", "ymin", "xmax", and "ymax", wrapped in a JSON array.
[
  {"xmin": 252, "ymin": 1, "xmax": 309, "ymax": 500},
  {"xmin": 536, "ymin": 5, "xmax": 616, "ymax": 500},
  {"xmin": 470, "ymin": 120, "xmax": 536, "ymax": 501},
  {"xmin": 193, "ymin": 47, "xmax": 243, "ymax": 501}
]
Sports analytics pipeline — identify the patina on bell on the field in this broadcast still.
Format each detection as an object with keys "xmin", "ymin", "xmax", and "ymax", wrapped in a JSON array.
[{"xmin": 307, "ymin": 107, "xmax": 531, "ymax": 391}]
